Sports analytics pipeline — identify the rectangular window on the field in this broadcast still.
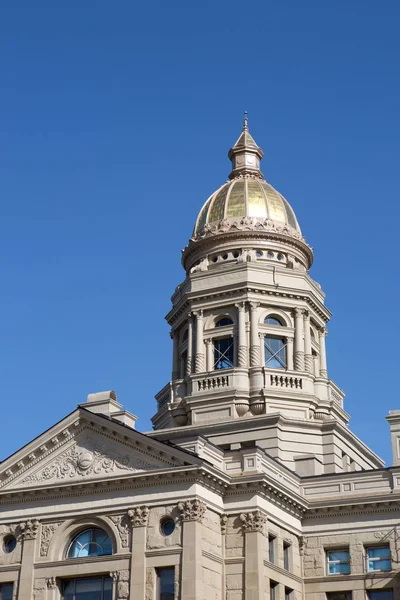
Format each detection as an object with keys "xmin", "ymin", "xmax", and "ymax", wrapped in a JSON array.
[
  {"xmin": 268, "ymin": 534, "xmax": 276, "ymax": 563},
  {"xmin": 270, "ymin": 580, "xmax": 278, "ymax": 600},
  {"xmin": 368, "ymin": 592, "xmax": 393, "ymax": 600},
  {"xmin": 63, "ymin": 577, "xmax": 112, "ymax": 600},
  {"xmin": 0, "ymin": 584, "xmax": 13, "ymax": 600},
  {"xmin": 156, "ymin": 567, "xmax": 175, "ymax": 600},
  {"xmin": 367, "ymin": 546, "xmax": 392, "ymax": 572},
  {"xmin": 326, "ymin": 593, "xmax": 352, "ymax": 600},
  {"xmin": 327, "ymin": 549, "xmax": 351, "ymax": 575},
  {"xmin": 265, "ymin": 336, "xmax": 286, "ymax": 369},
  {"xmin": 283, "ymin": 541, "xmax": 291, "ymax": 571},
  {"xmin": 285, "ymin": 587, "xmax": 293, "ymax": 600},
  {"xmin": 214, "ymin": 337, "xmax": 234, "ymax": 369}
]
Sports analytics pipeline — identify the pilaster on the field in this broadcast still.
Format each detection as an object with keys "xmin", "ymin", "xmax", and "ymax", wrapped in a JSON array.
[
  {"xmin": 128, "ymin": 506, "xmax": 149, "ymax": 600},
  {"xmin": 178, "ymin": 499, "xmax": 206, "ymax": 600},
  {"xmin": 205, "ymin": 338, "xmax": 214, "ymax": 372},
  {"xmin": 186, "ymin": 313, "xmax": 193, "ymax": 376},
  {"xmin": 194, "ymin": 310, "xmax": 205, "ymax": 373},
  {"xmin": 236, "ymin": 302, "xmax": 248, "ymax": 367},
  {"xmin": 249, "ymin": 303, "xmax": 260, "ymax": 366},
  {"xmin": 294, "ymin": 308, "xmax": 305, "ymax": 371},
  {"xmin": 240, "ymin": 511, "xmax": 267, "ymax": 600},
  {"xmin": 18, "ymin": 519, "xmax": 40, "ymax": 600},
  {"xmin": 286, "ymin": 336, "xmax": 294, "ymax": 371},
  {"xmin": 303, "ymin": 311, "xmax": 313, "ymax": 373},
  {"xmin": 318, "ymin": 327, "xmax": 328, "ymax": 378},
  {"xmin": 171, "ymin": 331, "xmax": 179, "ymax": 381}
]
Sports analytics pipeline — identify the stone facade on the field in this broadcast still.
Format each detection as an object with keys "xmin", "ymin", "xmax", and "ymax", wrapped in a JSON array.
[{"xmin": 0, "ymin": 121, "xmax": 398, "ymax": 600}]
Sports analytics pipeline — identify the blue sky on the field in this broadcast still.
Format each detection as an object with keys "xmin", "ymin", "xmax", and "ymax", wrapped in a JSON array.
[{"xmin": 0, "ymin": 1, "xmax": 399, "ymax": 465}]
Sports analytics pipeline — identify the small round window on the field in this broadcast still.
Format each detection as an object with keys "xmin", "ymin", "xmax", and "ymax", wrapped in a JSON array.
[
  {"xmin": 3, "ymin": 535, "xmax": 16, "ymax": 553},
  {"xmin": 161, "ymin": 518, "xmax": 175, "ymax": 536}
]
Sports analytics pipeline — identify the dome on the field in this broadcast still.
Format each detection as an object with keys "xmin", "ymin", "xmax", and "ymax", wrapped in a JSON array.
[
  {"xmin": 194, "ymin": 178, "xmax": 300, "ymax": 236},
  {"xmin": 192, "ymin": 115, "xmax": 301, "ymax": 238}
]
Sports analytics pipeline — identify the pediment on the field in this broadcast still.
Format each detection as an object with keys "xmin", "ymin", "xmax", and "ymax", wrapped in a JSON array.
[{"xmin": 0, "ymin": 408, "xmax": 199, "ymax": 491}]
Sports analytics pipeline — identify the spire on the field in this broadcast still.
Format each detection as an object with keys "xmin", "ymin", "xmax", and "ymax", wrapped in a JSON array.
[{"xmin": 228, "ymin": 113, "xmax": 264, "ymax": 180}]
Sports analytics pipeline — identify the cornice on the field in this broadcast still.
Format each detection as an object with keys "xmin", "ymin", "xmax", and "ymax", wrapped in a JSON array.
[
  {"xmin": 263, "ymin": 560, "xmax": 303, "ymax": 584},
  {"xmin": 145, "ymin": 548, "xmax": 182, "ymax": 557},
  {"xmin": 304, "ymin": 497, "xmax": 400, "ymax": 519},
  {"xmin": 34, "ymin": 553, "xmax": 131, "ymax": 569}
]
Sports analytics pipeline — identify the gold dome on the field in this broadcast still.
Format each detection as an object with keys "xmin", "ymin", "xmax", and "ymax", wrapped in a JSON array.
[{"xmin": 193, "ymin": 116, "xmax": 301, "ymax": 237}]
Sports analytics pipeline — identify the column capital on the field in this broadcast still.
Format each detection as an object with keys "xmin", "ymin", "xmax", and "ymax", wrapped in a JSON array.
[
  {"xmin": 204, "ymin": 338, "xmax": 213, "ymax": 345},
  {"xmin": 220, "ymin": 514, "xmax": 228, "ymax": 535},
  {"xmin": 19, "ymin": 519, "xmax": 40, "ymax": 540},
  {"xmin": 295, "ymin": 307, "xmax": 305, "ymax": 317},
  {"xmin": 319, "ymin": 326, "xmax": 328, "ymax": 337},
  {"xmin": 128, "ymin": 505, "xmax": 149, "ymax": 527},
  {"xmin": 303, "ymin": 310, "xmax": 311, "ymax": 322},
  {"xmin": 286, "ymin": 336, "xmax": 294, "ymax": 343},
  {"xmin": 249, "ymin": 301, "xmax": 260, "ymax": 311},
  {"xmin": 178, "ymin": 499, "xmax": 206, "ymax": 522},
  {"xmin": 235, "ymin": 302, "xmax": 246, "ymax": 311},
  {"xmin": 192, "ymin": 309, "xmax": 204, "ymax": 319},
  {"xmin": 239, "ymin": 510, "xmax": 267, "ymax": 534}
]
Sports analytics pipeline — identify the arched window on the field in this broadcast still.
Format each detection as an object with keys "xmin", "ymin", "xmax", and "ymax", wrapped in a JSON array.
[
  {"xmin": 215, "ymin": 317, "xmax": 233, "ymax": 327},
  {"xmin": 264, "ymin": 336, "xmax": 286, "ymax": 369},
  {"xmin": 214, "ymin": 337, "xmax": 234, "ymax": 369},
  {"xmin": 67, "ymin": 528, "xmax": 112, "ymax": 558},
  {"xmin": 264, "ymin": 316, "xmax": 284, "ymax": 326}
]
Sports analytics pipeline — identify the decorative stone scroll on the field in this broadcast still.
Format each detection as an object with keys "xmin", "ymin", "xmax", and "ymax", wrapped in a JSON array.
[
  {"xmin": 110, "ymin": 514, "xmax": 130, "ymax": 547},
  {"xmin": 40, "ymin": 522, "xmax": 61, "ymax": 556},
  {"xmin": 110, "ymin": 570, "xmax": 130, "ymax": 600},
  {"xmin": 20, "ymin": 519, "xmax": 40, "ymax": 540},
  {"xmin": 128, "ymin": 506, "xmax": 149, "ymax": 528},
  {"xmin": 240, "ymin": 510, "xmax": 266, "ymax": 534},
  {"xmin": 178, "ymin": 499, "xmax": 206, "ymax": 522}
]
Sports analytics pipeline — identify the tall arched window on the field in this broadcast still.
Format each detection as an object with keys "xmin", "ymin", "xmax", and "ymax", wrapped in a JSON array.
[
  {"xmin": 214, "ymin": 337, "xmax": 234, "ymax": 369},
  {"xmin": 67, "ymin": 528, "xmax": 112, "ymax": 558},
  {"xmin": 264, "ymin": 336, "xmax": 286, "ymax": 369},
  {"xmin": 216, "ymin": 317, "xmax": 233, "ymax": 327},
  {"xmin": 264, "ymin": 316, "xmax": 284, "ymax": 326}
]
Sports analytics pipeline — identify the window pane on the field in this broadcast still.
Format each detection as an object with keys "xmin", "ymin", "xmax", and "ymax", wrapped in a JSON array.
[
  {"xmin": 214, "ymin": 337, "xmax": 234, "ymax": 369},
  {"xmin": 368, "ymin": 547, "xmax": 390, "ymax": 559},
  {"xmin": 216, "ymin": 317, "xmax": 233, "ymax": 327},
  {"xmin": 329, "ymin": 562, "xmax": 351, "ymax": 574},
  {"xmin": 265, "ymin": 317, "xmax": 282, "ymax": 326},
  {"xmin": 265, "ymin": 337, "xmax": 286, "ymax": 369},
  {"xmin": 75, "ymin": 577, "xmax": 102, "ymax": 600},
  {"xmin": 284, "ymin": 545, "xmax": 290, "ymax": 570},
  {"xmin": 368, "ymin": 592, "xmax": 393, "ymax": 600},
  {"xmin": 159, "ymin": 568, "xmax": 174, "ymax": 600},
  {"xmin": 329, "ymin": 551, "xmax": 350, "ymax": 562},
  {"xmin": 68, "ymin": 528, "xmax": 112, "ymax": 558},
  {"xmin": 368, "ymin": 558, "xmax": 391, "ymax": 571},
  {"xmin": 0, "ymin": 585, "xmax": 13, "ymax": 600},
  {"xmin": 269, "ymin": 536, "xmax": 275, "ymax": 563}
]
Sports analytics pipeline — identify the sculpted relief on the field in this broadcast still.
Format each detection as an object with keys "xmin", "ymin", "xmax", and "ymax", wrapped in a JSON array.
[{"xmin": 8, "ymin": 434, "xmax": 162, "ymax": 488}]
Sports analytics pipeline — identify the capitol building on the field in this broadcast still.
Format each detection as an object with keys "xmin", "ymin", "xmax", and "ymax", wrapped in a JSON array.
[{"xmin": 0, "ymin": 119, "xmax": 399, "ymax": 600}]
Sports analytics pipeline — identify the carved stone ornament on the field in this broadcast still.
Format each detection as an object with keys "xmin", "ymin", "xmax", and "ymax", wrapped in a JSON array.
[
  {"xmin": 240, "ymin": 510, "xmax": 266, "ymax": 534},
  {"xmin": 46, "ymin": 577, "xmax": 57, "ymax": 590},
  {"xmin": 220, "ymin": 514, "xmax": 228, "ymax": 535},
  {"xmin": 40, "ymin": 522, "xmax": 61, "ymax": 556},
  {"xmin": 19, "ymin": 435, "xmax": 157, "ymax": 486},
  {"xmin": 178, "ymin": 499, "xmax": 206, "ymax": 522},
  {"xmin": 20, "ymin": 519, "xmax": 40, "ymax": 540},
  {"xmin": 110, "ymin": 514, "xmax": 130, "ymax": 547},
  {"xmin": 110, "ymin": 570, "xmax": 130, "ymax": 599},
  {"xmin": 128, "ymin": 506, "xmax": 149, "ymax": 528},
  {"xmin": 191, "ymin": 216, "xmax": 304, "ymax": 243}
]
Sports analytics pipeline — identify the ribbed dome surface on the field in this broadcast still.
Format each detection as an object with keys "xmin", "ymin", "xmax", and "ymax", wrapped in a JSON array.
[{"xmin": 194, "ymin": 177, "xmax": 300, "ymax": 236}]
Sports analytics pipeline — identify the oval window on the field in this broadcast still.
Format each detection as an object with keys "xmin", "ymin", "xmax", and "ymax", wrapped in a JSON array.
[
  {"xmin": 161, "ymin": 518, "xmax": 175, "ymax": 536},
  {"xmin": 3, "ymin": 535, "xmax": 16, "ymax": 553}
]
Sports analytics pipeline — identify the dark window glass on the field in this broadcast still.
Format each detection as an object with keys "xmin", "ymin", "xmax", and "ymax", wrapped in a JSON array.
[
  {"xmin": 327, "ymin": 593, "xmax": 352, "ymax": 600},
  {"xmin": 157, "ymin": 567, "xmax": 175, "ymax": 600},
  {"xmin": 284, "ymin": 542, "xmax": 291, "ymax": 570},
  {"xmin": 63, "ymin": 577, "xmax": 112, "ymax": 600},
  {"xmin": 67, "ymin": 528, "xmax": 112, "ymax": 558},
  {"xmin": 0, "ymin": 584, "xmax": 13, "ymax": 600},
  {"xmin": 3, "ymin": 536, "xmax": 16, "ymax": 553},
  {"xmin": 214, "ymin": 337, "xmax": 234, "ymax": 369},
  {"xmin": 270, "ymin": 580, "xmax": 278, "ymax": 600},
  {"xmin": 368, "ymin": 592, "xmax": 393, "ymax": 600},
  {"xmin": 264, "ymin": 316, "xmax": 283, "ymax": 326},
  {"xmin": 216, "ymin": 317, "xmax": 233, "ymax": 327},
  {"xmin": 269, "ymin": 535, "xmax": 276, "ymax": 563},
  {"xmin": 285, "ymin": 588, "xmax": 293, "ymax": 600},
  {"xmin": 265, "ymin": 336, "xmax": 286, "ymax": 369},
  {"xmin": 161, "ymin": 519, "xmax": 175, "ymax": 536}
]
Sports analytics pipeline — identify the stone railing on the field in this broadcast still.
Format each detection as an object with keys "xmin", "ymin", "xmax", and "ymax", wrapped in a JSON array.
[
  {"xmin": 197, "ymin": 375, "xmax": 229, "ymax": 392},
  {"xmin": 155, "ymin": 382, "xmax": 173, "ymax": 409},
  {"xmin": 269, "ymin": 374, "xmax": 303, "ymax": 390}
]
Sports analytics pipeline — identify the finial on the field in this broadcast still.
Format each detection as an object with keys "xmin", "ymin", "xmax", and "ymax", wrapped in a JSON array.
[{"xmin": 243, "ymin": 111, "xmax": 248, "ymax": 131}]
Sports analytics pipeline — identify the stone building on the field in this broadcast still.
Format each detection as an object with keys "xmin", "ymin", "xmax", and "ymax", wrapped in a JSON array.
[{"xmin": 0, "ymin": 118, "xmax": 398, "ymax": 600}]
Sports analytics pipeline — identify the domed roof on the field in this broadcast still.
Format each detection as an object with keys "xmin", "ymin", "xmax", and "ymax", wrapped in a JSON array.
[
  {"xmin": 194, "ymin": 178, "xmax": 300, "ymax": 236},
  {"xmin": 193, "ymin": 115, "xmax": 301, "ymax": 238}
]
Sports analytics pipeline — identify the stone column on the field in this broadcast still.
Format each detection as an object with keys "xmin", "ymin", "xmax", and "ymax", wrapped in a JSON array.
[
  {"xmin": 313, "ymin": 353, "xmax": 320, "ymax": 377},
  {"xmin": 303, "ymin": 311, "xmax": 313, "ymax": 373},
  {"xmin": 240, "ymin": 511, "xmax": 267, "ymax": 600},
  {"xmin": 236, "ymin": 302, "xmax": 247, "ymax": 367},
  {"xmin": 186, "ymin": 314, "xmax": 193, "ymax": 377},
  {"xmin": 128, "ymin": 506, "xmax": 149, "ymax": 600},
  {"xmin": 294, "ymin": 308, "xmax": 305, "ymax": 371},
  {"xmin": 18, "ymin": 519, "xmax": 40, "ymax": 600},
  {"xmin": 171, "ymin": 331, "xmax": 179, "ymax": 381},
  {"xmin": 319, "ymin": 328, "xmax": 328, "ymax": 378},
  {"xmin": 205, "ymin": 338, "xmax": 214, "ymax": 372},
  {"xmin": 249, "ymin": 303, "xmax": 260, "ymax": 367},
  {"xmin": 287, "ymin": 336, "xmax": 294, "ymax": 371},
  {"xmin": 178, "ymin": 499, "xmax": 206, "ymax": 600},
  {"xmin": 194, "ymin": 311, "xmax": 205, "ymax": 373}
]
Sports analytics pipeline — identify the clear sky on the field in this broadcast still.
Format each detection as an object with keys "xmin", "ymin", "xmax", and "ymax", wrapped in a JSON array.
[{"xmin": 0, "ymin": 1, "xmax": 399, "ymax": 465}]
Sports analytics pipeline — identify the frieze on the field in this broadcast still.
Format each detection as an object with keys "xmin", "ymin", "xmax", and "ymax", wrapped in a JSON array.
[
  {"xmin": 110, "ymin": 514, "xmax": 130, "ymax": 547},
  {"xmin": 192, "ymin": 216, "xmax": 304, "ymax": 243},
  {"xmin": 178, "ymin": 499, "xmax": 206, "ymax": 522},
  {"xmin": 240, "ymin": 510, "xmax": 267, "ymax": 534},
  {"xmin": 40, "ymin": 522, "xmax": 61, "ymax": 557}
]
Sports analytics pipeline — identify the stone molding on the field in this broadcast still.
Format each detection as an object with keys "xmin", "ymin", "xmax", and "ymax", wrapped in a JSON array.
[
  {"xmin": 40, "ymin": 522, "xmax": 61, "ymax": 556},
  {"xmin": 178, "ymin": 499, "xmax": 206, "ymax": 522},
  {"xmin": 239, "ymin": 510, "xmax": 267, "ymax": 534},
  {"xmin": 128, "ymin": 506, "xmax": 149, "ymax": 528},
  {"xmin": 110, "ymin": 514, "xmax": 130, "ymax": 547},
  {"xmin": 20, "ymin": 519, "xmax": 40, "ymax": 540}
]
